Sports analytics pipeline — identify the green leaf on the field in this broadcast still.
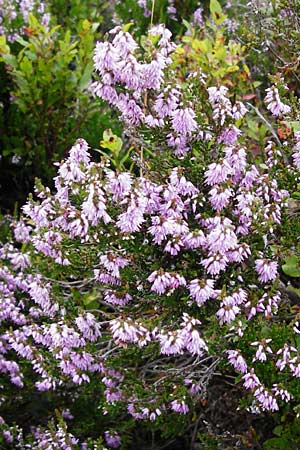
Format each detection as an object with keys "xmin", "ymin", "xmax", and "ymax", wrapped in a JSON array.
[
  {"xmin": 182, "ymin": 19, "xmax": 193, "ymax": 35},
  {"xmin": 81, "ymin": 19, "xmax": 91, "ymax": 31},
  {"xmin": 209, "ymin": 0, "xmax": 226, "ymax": 23},
  {"xmin": 82, "ymin": 294, "xmax": 98, "ymax": 309},
  {"xmin": 122, "ymin": 22, "xmax": 134, "ymax": 33},
  {"xmin": 282, "ymin": 255, "xmax": 300, "ymax": 277},
  {"xmin": 259, "ymin": 163, "xmax": 268, "ymax": 170},
  {"xmin": 263, "ymin": 437, "xmax": 290, "ymax": 450},
  {"xmin": 2, "ymin": 54, "xmax": 17, "ymax": 67},
  {"xmin": 0, "ymin": 35, "xmax": 9, "ymax": 55},
  {"xmin": 20, "ymin": 57, "xmax": 33, "ymax": 76},
  {"xmin": 285, "ymin": 121, "xmax": 300, "ymax": 132},
  {"xmin": 273, "ymin": 425, "xmax": 283, "ymax": 437},
  {"xmin": 79, "ymin": 63, "xmax": 93, "ymax": 91},
  {"xmin": 119, "ymin": 147, "xmax": 133, "ymax": 167},
  {"xmin": 28, "ymin": 14, "xmax": 39, "ymax": 29},
  {"xmin": 192, "ymin": 38, "xmax": 212, "ymax": 53},
  {"xmin": 91, "ymin": 22, "xmax": 100, "ymax": 33},
  {"xmin": 3, "ymin": 148, "xmax": 14, "ymax": 156},
  {"xmin": 210, "ymin": 0, "xmax": 222, "ymax": 15},
  {"xmin": 15, "ymin": 36, "xmax": 29, "ymax": 47},
  {"xmin": 100, "ymin": 129, "xmax": 122, "ymax": 153}
]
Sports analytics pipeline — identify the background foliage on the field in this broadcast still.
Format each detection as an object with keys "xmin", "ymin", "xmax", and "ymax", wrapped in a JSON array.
[{"xmin": 2, "ymin": 1, "xmax": 300, "ymax": 449}]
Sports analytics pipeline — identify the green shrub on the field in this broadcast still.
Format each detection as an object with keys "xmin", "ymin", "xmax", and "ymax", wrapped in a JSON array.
[{"xmin": 0, "ymin": 14, "xmax": 122, "ymax": 212}]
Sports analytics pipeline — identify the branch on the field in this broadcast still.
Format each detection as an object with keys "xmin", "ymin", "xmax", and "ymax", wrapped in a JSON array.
[{"xmin": 246, "ymin": 102, "xmax": 282, "ymax": 147}]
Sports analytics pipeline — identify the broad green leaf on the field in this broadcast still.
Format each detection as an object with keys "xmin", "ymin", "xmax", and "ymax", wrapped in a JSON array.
[
  {"xmin": 263, "ymin": 437, "xmax": 291, "ymax": 450},
  {"xmin": 81, "ymin": 19, "xmax": 91, "ymax": 31},
  {"xmin": 285, "ymin": 121, "xmax": 300, "ymax": 132},
  {"xmin": 192, "ymin": 38, "xmax": 212, "ymax": 53},
  {"xmin": 82, "ymin": 290, "xmax": 99, "ymax": 309},
  {"xmin": 79, "ymin": 63, "xmax": 93, "ymax": 91},
  {"xmin": 182, "ymin": 19, "xmax": 193, "ymax": 35},
  {"xmin": 28, "ymin": 14, "xmax": 39, "ymax": 29},
  {"xmin": 100, "ymin": 129, "xmax": 122, "ymax": 153},
  {"xmin": 282, "ymin": 255, "xmax": 300, "ymax": 277},
  {"xmin": 15, "ymin": 36, "xmax": 29, "ymax": 47},
  {"xmin": 91, "ymin": 22, "xmax": 100, "ymax": 33},
  {"xmin": 209, "ymin": 0, "xmax": 226, "ymax": 23},
  {"xmin": 123, "ymin": 22, "xmax": 134, "ymax": 33},
  {"xmin": 225, "ymin": 64, "xmax": 239, "ymax": 73},
  {"xmin": 210, "ymin": 0, "xmax": 222, "ymax": 15},
  {"xmin": 0, "ymin": 35, "xmax": 9, "ymax": 55},
  {"xmin": 20, "ymin": 57, "xmax": 33, "ymax": 76},
  {"xmin": 273, "ymin": 425, "xmax": 283, "ymax": 437},
  {"xmin": 253, "ymin": 81, "xmax": 262, "ymax": 88},
  {"xmin": 214, "ymin": 46, "xmax": 226, "ymax": 61},
  {"xmin": 2, "ymin": 54, "xmax": 17, "ymax": 67}
]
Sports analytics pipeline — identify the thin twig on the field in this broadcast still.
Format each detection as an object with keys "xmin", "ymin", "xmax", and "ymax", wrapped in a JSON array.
[
  {"xmin": 190, "ymin": 413, "xmax": 203, "ymax": 450},
  {"xmin": 150, "ymin": 0, "xmax": 155, "ymax": 28},
  {"xmin": 246, "ymin": 102, "xmax": 282, "ymax": 147},
  {"xmin": 42, "ymin": 276, "xmax": 94, "ymax": 287}
]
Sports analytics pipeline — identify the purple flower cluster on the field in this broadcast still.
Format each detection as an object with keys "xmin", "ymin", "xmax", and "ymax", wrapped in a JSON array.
[
  {"xmin": 9, "ymin": 123, "xmax": 290, "ymax": 419},
  {"xmin": 292, "ymin": 131, "xmax": 300, "ymax": 170},
  {"xmin": 264, "ymin": 84, "xmax": 291, "ymax": 117},
  {"xmin": 0, "ymin": 19, "xmax": 298, "ymax": 446},
  {"xmin": 0, "ymin": 0, "xmax": 50, "ymax": 42},
  {"xmin": 92, "ymin": 25, "xmax": 175, "ymax": 126},
  {"xmin": 92, "ymin": 25, "xmax": 254, "ymax": 159}
]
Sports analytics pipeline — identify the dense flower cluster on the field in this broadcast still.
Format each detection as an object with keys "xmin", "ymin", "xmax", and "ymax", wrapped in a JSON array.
[
  {"xmin": 1, "ymin": 120, "xmax": 293, "ymax": 443},
  {"xmin": 92, "ymin": 26, "xmax": 250, "ymax": 156},
  {"xmin": 0, "ymin": 0, "xmax": 50, "ymax": 42},
  {"xmin": 0, "ymin": 15, "xmax": 299, "ymax": 450},
  {"xmin": 264, "ymin": 84, "xmax": 291, "ymax": 117}
]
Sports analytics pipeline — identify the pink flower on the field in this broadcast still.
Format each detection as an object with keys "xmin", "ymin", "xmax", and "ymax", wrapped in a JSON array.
[
  {"xmin": 106, "ymin": 171, "xmax": 133, "ymax": 200},
  {"xmin": 189, "ymin": 279, "xmax": 217, "ymax": 306},
  {"xmin": 104, "ymin": 290, "xmax": 132, "ymax": 306},
  {"xmin": 232, "ymin": 101, "xmax": 248, "ymax": 119},
  {"xmin": 158, "ymin": 330, "xmax": 185, "ymax": 355},
  {"xmin": 255, "ymin": 258, "xmax": 278, "ymax": 283},
  {"xmin": 171, "ymin": 107, "xmax": 197, "ymax": 136},
  {"xmin": 242, "ymin": 369, "xmax": 261, "ymax": 390},
  {"xmin": 110, "ymin": 319, "xmax": 151, "ymax": 347},
  {"xmin": 147, "ymin": 270, "xmax": 186, "ymax": 295},
  {"xmin": 209, "ymin": 185, "xmax": 233, "ymax": 211},
  {"xmin": 201, "ymin": 253, "xmax": 229, "ymax": 275},
  {"xmin": 292, "ymin": 150, "xmax": 300, "ymax": 170},
  {"xmin": 251, "ymin": 339, "xmax": 273, "ymax": 362},
  {"xmin": 218, "ymin": 125, "xmax": 241, "ymax": 145},
  {"xmin": 100, "ymin": 253, "xmax": 129, "ymax": 278},
  {"xmin": 216, "ymin": 297, "xmax": 240, "ymax": 324},
  {"xmin": 254, "ymin": 386, "xmax": 279, "ymax": 411},
  {"xmin": 264, "ymin": 86, "xmax": 291, "ymax": 116},
  {"xmin": 104, "ymin": 431, "xmax": 121, "ymax": 448},
  {"xmin": 227, "ymin": 350, "xmax": 248, "ymax": 374},
  {"xmin": 193, "ymin": 7, "xmax": 204, "ymax": 27},
  {"xmin": 170, "ymin": 399, "xmax": 189, "ymax": 414},
  {"xmin": 184, "ymin": 329, "xmax": 208, "ymax": 355},
  {"xmin": 272, "ymin": 384, "xmax": 291, "ymax": 402},
  {"xmin": 204, "ymin": 161, "xmax": 232, "ymax": 185}
]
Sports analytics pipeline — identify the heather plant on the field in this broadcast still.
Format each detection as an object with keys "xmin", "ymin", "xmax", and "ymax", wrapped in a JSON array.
[
  {"xmin": 2, "ymin": 3, "xmax": 300, "ymax": 448},
  {"xmin": 0, "ymin": 0, "xmax": 214, "ymax": 214}
]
